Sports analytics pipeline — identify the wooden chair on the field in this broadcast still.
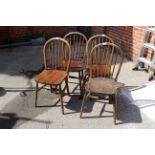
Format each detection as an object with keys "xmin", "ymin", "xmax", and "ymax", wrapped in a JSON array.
[
  {"xmin": 64, "ymin": 32, "xmax": 87, "ymax": 96},
  {"xmin": 80, "ymin": 42, "xmax": 124, "ymax": 124},
  {"xmin": 83, "ymin": 34, "xmax": 114, "ymax": 85},
  {"xmin": 34, "ymin": 37, "xmax": 71, "ymax": 114}
]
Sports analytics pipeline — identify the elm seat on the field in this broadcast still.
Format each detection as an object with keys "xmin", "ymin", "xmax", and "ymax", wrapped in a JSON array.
[
  {"xmin": 85, "ymin": 77, "xmax": 123, "ymax": 95},
  {"xmin": 69, "ymin": 60, "xmax": 83, "ymax": 71},
  {"xmin": 35, "ymin": 70, "xmax": 67, "ymax": 85}
]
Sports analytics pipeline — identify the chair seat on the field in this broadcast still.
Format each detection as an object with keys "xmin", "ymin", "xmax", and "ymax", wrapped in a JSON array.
[
  {"xmin": 34, "ymin": 69, "xmax": 67, "ymax": 85},
  {"xmin": 69, "ymin": 60, "xmax": 83, "ymax": 71},
  {"xmin": 85, "ymin": 77, "xmax": 124, "ymax": 95}
]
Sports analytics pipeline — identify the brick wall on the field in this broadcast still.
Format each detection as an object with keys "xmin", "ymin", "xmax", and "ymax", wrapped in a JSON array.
[
  {"xmin": 91, "ymin": 26, "xmax": 106, "ymax": 35},
  {"xmin": 90, "ymin": 26, "xmax": 148, "ymax": 61},
  {"xmin": 0, "ymin": 26, "xmax": 92, "ymax": 44},
  {"xmin": 0, "ymin": 27, "xmax": 12, "ymax": 44},
  {"xmin": 77, "ymin": 26, "xmax": 92, "ymax": 38},
  {"xmin": 0, "ymin": 26, "xmax": 152, "ymax": 62},
  {"xmin": 9, "ymin": 26, "xmax": 29, "ymax": 43},
  {"xmin": 104, "ymin": 26, "xmax": 146, "ymax": 61},
  {"xmin": 132, "ymin": 26, "xmax": 147, "ymax": 61},
  {"xmin": 0, "ymin": 26, "xmax": 77, "ymax": 44}
]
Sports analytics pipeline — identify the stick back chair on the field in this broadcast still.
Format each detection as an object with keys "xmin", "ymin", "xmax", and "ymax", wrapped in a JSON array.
[
  {"xmin": 34, "ymin": 37, "xmax": 71, "ymax": 114},
  {"xmin": 80, "ymin": 42, "xmax": 124, "ymax": 124},
  {"xmin": 64, "ymin": 32, "xmax": 87, "ymax": 96},
  {"xmin": 84, "ymin": 34, "xmax": 114, "ymax": 84}
]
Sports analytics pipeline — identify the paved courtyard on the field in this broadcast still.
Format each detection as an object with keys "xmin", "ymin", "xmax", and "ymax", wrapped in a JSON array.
[{"xmin": 0, "ymin": 45, "xmax": 155, "ymax": 129}]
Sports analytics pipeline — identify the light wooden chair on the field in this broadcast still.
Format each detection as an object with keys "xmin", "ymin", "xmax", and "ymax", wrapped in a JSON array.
[
  {"xmin": 80, "ymin": 42, "xmax": 124, "ymax": 124},
  {"xmin": 34, "ymin": 37, "xmax": 71, "ymax": 114},
  {"xmin": 64, "ymin": 32, "xmax": 87, "ymax": 96}
]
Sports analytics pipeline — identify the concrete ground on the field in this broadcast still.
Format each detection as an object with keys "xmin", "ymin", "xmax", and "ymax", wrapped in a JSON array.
[{"xmin": 0, "ymin": 45, "xmax": 155, "ymax": 129}]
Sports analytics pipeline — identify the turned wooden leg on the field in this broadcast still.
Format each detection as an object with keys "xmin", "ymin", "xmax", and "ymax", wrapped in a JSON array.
[
  {"xmin": 112, "ymin": 95, "xmax": 117, "ymax": 125},
  {"xmin": 35, "ymin": 82, "xmax": 39, "ymax": 107},
  {"xmin": 81, "ymin": 70, "xmax": 84, "ymax": 96},
  {"xmin": 59, "ymin": 84, "xmax": 64, "ymax": 114},
  {"xmin": 65, "ymin": 77, "xmax": 70, "ymax": 95},
  {"xmin": 80, "ymin": 91, "xmax": 88, "ymax": 118},
  {"xmin": 78, "ymin": 71, "xmax": 82, "ymax": 97},
  {"xmin": 50, "ymin": 85, "xmax": 53, "ymax": 93}
]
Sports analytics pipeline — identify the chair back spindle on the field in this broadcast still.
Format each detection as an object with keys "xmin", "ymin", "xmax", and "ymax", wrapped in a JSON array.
[
  {"xmin": 64, "ymin": 32, "xmax": 87, "ymax": 63},
  {"xmin": 89, "ymin": 42, "xmax": 124, "ymax": 81},
  {"xmin": 43, "ymin": 37, "xmax": 71, "ymax": 74}
]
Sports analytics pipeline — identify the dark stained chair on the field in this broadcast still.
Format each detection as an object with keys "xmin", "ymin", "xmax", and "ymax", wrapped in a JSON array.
[
  {"xmin": 34, "ymin": 37, "xmax": 71, "ymax": 114},
  {"xmin": 64, "ymin": 32, "xmax": 87, "ymax": 96},
  {"xmin": 83, "ymin": 34, "xmax": 114, "ymax": 85},
  {"xmin": 80, "ymin": 42, "xmax": 124, "ymax": 124}
]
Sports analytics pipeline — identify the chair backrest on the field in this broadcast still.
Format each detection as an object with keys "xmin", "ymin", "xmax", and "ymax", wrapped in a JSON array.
[
  {"xmin": 89, "ymin": 42, "xmax": 124, "ymax": 81},
  {"xmin": 64, "ymin": 32, "xmax": 87, "ymax": 62},
  {"xmin": 86, "ymin": 34, "xmax": 114, "ymax": 65},
  {"xmin": 43, "ymin": 37, "xmax": 71, "ymax": 73}
]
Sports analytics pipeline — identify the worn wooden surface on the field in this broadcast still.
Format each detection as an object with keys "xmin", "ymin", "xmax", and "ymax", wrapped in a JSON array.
[{"xmin": 35, "ymin": 70, "xmax": 67, "ymax": 85}]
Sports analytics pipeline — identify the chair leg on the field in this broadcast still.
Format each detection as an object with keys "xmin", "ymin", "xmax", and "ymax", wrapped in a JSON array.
[
  {"xmin": 78, "ymin": 71, "xmax": 82, "ymax": 97},
  {"xmin": 59, "ymin": 84, "xmax": 64, "ymax": 114},
  {"xmin": 81, "ymin": 69, "xmax": 84, "ymax": 83},
  {"xmin": 65, "ymin": 77, "xmax": 70, "ymax": 95},
  {"xmin": 81, "ymin": 70, "xmax": 84, "ymax": 95},
  {"xmin": 83, "ymin": 75, "xmax": 86, "ymax": 88},
  {"xmin": 50, "ymin": 85, "xmax": 59, "ymax": 94},
  {"xmin": 80, "ymin": 91, "xmax": 88, "ymax": 118},
  {"xmin": 50, "ymin": 85, "xmax": 53, "ymax": 93},
  {"xmin": 112, "ymin": 95, "xmax": 117, "ymax": 125},
  {"xmin": 35, "ymin": 82, "xmax": 39, "ymax": 107},
  {"xmin": 82, "ymin": 74, "xmax": 88, "ymax": 95}
]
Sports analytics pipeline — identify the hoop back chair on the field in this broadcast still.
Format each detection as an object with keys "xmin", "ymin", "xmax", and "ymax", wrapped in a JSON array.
[
  {"xmin": 64, "ymin": 32, "xmax": 87, "ymax": 96},
  {"xmin": 80, "ymin": 42, "xmax": 124, "ymax": 124},
  {"xmin": 84, "ymin": 34, "xmax": 114, "ymax": 84},
  {"xmin": 34, "ymin": 37, "xmax": 71, "ymax": 114}
]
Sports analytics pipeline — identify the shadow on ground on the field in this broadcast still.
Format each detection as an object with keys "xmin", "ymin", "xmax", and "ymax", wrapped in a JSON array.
[
  {"xmin": 65, "ymin": 87, "xmax": 142, "ymax": 124},
  {"xmin": 65, "ymin": 95, "xmax": 95, "ymax": 114},
  {"xmin": 0, "ymin": 46, "xmax": 44, "ymax": 79},
  {"xmin": 0, "ymin": 113, "xmax": 18, "ymax": 129},
  {"xmin": 0, "ymin": 112, "xmax": 51, "ymax": 129},
  {"xmin": 0, "ymin": 87, "xmax": 6, "ymax": 97},
  {"xmin": 0, "ymin": 89, "xmax": 56, "ymax": 129},
  {"xmin": 117, "ymin": 87, "xmax": 142, "ymax": 124}
]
